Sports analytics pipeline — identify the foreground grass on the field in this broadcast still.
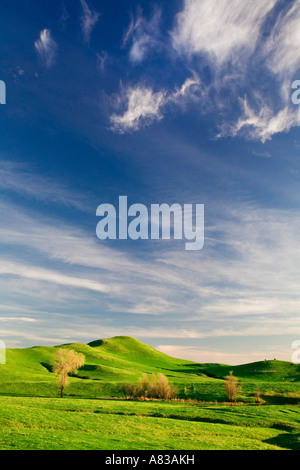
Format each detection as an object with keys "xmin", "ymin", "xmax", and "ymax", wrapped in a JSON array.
[{"xmin": 0, "ymin": 397, "xmax": 300, "ymax": 450}]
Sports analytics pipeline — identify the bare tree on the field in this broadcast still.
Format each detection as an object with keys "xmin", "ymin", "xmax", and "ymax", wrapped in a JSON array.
[
  {"xmin": 157, "ymin": 373, "xmax": 177, "ymax": 400},
  {"xmin": 51, "ymin": 348, "xmax": 85, "ymax": 398},
  {"xmin": 225, "ymin": 371, "xmax": 240, "ymax": 403},
  {"xmin": 137, "ymin": 373, "xmax": 149, "ymax": 400},
  {"xmin": 149, "ymin": 373, "xmax": 158, "ymax": 398}
]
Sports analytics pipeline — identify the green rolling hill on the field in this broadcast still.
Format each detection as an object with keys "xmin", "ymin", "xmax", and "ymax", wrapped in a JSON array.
[{"xmin": 1, "ymin": 336, "xmax": 300, "ymax": 403}]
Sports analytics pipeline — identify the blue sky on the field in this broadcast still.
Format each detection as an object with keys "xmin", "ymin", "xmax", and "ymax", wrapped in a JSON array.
[{"xmin": 0, "ymin": 0, "xmax": 300, "ymax": 364}]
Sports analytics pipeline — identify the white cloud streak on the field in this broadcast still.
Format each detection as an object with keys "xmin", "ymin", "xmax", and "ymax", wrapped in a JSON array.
[
  {"xmin": 110, "ymin": 77, "xmax": 200, "ymax": 133},
  {"xmin": 230, "ymin": 98, "xmax": 300, "ymax": 143},
  {"xmin": 79, "ymin": 0, "xmax": 100, "ymax": 44},
  {"xmin": 110, "ymin": 85, "xmax": 166, "ymax": 132},
  {"xmin": 34, "ymin": 29, "xmax": 58, "ymax": 68},
  {"xmin": 0, "ymin": 260, "xmax": 112, "ymax": 294},
  {"xmin": 0, "ymin": 161, "xmax": 89, "ymax": 211},
  {"xmin": 123, "ymin": 7, "xmax": 161, "ymax": 63},
  {"xmin": 96, "ymin": 51, "xmax": 108, "ymax": 72},
  {"xmin": 0, "ymin": 317, "xmax": 37, "ymax": 323}
]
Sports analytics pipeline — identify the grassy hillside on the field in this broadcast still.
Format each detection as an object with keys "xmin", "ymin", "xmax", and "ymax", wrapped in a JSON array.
[
  {"xmin": 0, "ymin": 336, "xmax": 214, "ymax": 399},
  {"xmin": 1, "ymin": 336, "xmax": 300, "ymax": 403}
]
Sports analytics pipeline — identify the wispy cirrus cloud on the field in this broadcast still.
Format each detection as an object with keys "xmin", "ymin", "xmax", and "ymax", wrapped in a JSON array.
[
  {"xmin": 111, "ymin": 1, "xmax": 300, "ymax": 142},
  {"xmin": 1, "ymin": 196, "xmax": 300, "ymax": 337},
  {"xmin": 170, "ymin": 0, "xmax": 300, "ymax": 142},
  {"xmin": 0, "ymin": 160, "xmax": 90, "ymax": 211},
  {"xmin": 0, "ymin": 260, "xmax": 112, "ymax": 294},
  {"xmin": 34, "ymin": 28, "xmax": 58, "ymax": 68},
  {"xmin": 0, "ymin": 317, "xmax": 37, "ymax": 323},
  {"xmin": 79, "ymin": 0, "xmax": 100, "ymax": 44},
  {"xmin": 123, "ymin": 6, "xmax": 161, "ymax": 63},
  {"xmin": 264, "ymin": 0, "xmax": 300, "ymax": 78},
  {"xmin": 59, "ymin": 4, "xmax": 70, "ymax": 30},
  {"xmin": 227, "ymin": 97, "xmax": 300, "ymax": 143},
  {"xmin": 96, "ymin": 51, "xmax": 108, "ymax": 72},
  {"xmin": 228, "ymin": 0, "xmax": 300, "ymax": 142}
]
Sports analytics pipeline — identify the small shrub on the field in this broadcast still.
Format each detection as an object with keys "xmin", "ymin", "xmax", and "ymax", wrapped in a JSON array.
[{"xmin": 255, "ymin": 389, "xmax": 262, "ymax": 405}]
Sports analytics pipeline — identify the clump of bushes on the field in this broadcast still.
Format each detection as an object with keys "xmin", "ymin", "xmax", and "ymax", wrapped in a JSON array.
[{"xmin": 121, "ymin": 373, "xmax": 177, "ymax": 401}]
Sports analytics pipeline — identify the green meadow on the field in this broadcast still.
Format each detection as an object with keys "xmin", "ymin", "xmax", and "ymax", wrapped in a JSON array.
[{"xmin": 1, "ymin": 336, "xmax": 300, "ymax": 450}]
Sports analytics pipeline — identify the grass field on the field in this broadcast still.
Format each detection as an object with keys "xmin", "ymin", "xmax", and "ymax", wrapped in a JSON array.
[
  {"xmin": 1, "ymin": 397, "xmax": 300, "ymax": 450},
  {"xmin": 1, "ymin": 336, "xmax": 300, "ymax": 450}
]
